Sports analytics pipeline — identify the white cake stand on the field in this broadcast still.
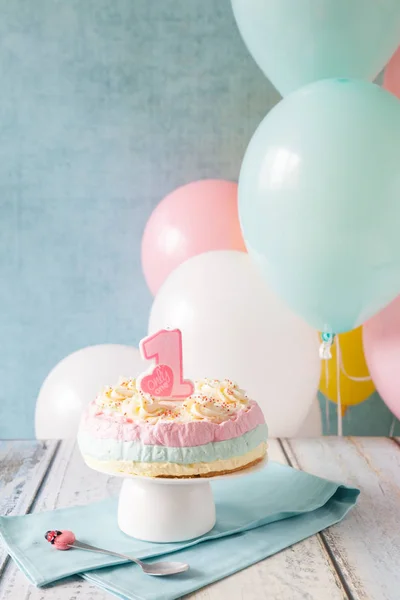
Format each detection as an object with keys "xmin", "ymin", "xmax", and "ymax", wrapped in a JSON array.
[{"xmin": 87, "ymin": 459, "xmax": 267, "ymax": 543}]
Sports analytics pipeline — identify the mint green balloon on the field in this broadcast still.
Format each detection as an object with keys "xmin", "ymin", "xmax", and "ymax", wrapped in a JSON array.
[
  {"xmin": 238, "ymin": 79, "xmax": 400, "ymax": 333},
  {"xmin": 232, "ymin": 0, "xmax": 400, "ymax": 96}
]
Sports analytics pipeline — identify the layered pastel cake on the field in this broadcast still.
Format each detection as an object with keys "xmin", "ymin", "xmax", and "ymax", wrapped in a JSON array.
[{"xmin": 78, "ymin": 377, "xmax": 268, "ymax": 478}]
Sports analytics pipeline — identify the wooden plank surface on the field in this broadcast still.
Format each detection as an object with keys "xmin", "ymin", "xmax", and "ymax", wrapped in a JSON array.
[
  {"xmin": 0, "ymin": 440, "xmax": 117, "ymax": 600},
  {"xmin": 2, "ymin": 438, "xmax": 399, "ymax": 599},
  {"xmin": 283, "ymin": 437, "xmax": 400, "ymax": 600},
  {"xmin": 0, "ymin": 440, "xmax": 349, "ymax": 600},
  {"xmin": 0, "ymin": 440, "xmax": 59, "ymax": 577},
  {"xmin": 187, "ymin": 440, "xmax": 347, "ymax": 600}
]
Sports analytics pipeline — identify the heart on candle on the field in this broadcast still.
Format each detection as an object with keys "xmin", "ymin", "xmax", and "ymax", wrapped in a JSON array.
[{"xmin": 139, "ymin": 364, "xmax": 174, "ymax": 398}]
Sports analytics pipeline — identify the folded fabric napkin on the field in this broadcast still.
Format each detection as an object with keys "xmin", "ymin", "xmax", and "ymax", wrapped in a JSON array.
[{"xmin": 0, "ymin": 462, "xmax": 359, "ymax": 600}]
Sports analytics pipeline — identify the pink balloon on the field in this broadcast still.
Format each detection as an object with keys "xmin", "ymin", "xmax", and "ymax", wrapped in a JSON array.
[
  {"xmin": 363, "ymin": 296, "xmax": 400, "ymax": 420},
  {"xmin": 141, "ymin": 180, "xmax": 246, "ymax": 295},
  {"xmin": 383, "ymin": 46, "xmax": 400, "ymax": 98}
]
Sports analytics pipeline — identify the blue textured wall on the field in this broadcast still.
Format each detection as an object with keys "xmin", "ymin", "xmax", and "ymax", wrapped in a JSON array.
[
  {"xmin": 0, "ymin": 0, "xmax": 279, "ymax": 437},
  {"xmin": 1, "ymin": 0, "xmax": 398, "ymax": 438}
]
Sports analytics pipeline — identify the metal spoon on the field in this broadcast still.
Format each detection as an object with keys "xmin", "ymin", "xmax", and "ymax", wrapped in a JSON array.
[{"xmin": 69, "ymin": 540, "xmax": 189, "ymax": 576}]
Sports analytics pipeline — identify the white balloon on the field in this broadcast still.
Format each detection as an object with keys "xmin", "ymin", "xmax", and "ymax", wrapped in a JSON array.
[
  {"xmin": 149, "ymin": 251, "xmax": 320, "ymax": 437},
  {"xmin": 295, "ymin": 397, "xmax": 323, "ymax": 437},
  {"xmin": 35, "ymin": 344, "xmax": 147, "ymax": 439}
]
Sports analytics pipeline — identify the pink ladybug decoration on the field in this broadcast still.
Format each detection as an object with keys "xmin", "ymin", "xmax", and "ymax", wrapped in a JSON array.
[{"xmin": 45, "ymin": 529, "xmax": 76, "ymax": 551}]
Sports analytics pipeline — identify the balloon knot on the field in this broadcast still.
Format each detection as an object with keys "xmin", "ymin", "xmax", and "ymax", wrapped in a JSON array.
[{"xmin": 319, "ymin": 332, "xmax": 335, "ymax": 360}]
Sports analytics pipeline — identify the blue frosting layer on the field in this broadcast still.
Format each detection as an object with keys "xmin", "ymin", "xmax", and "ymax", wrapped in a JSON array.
[{"xmin": 78, "ymin": 423, "xmax": 267, "ymax": 464}]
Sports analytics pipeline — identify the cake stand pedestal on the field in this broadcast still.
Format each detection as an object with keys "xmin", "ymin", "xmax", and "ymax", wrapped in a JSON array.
[
  {"xmin": 118, "ymin": 476, "xmax": 215, "ymax": 542},
  {"xmin": 87, "ymin": 459, "xmax": 266, "ymax": 543}
]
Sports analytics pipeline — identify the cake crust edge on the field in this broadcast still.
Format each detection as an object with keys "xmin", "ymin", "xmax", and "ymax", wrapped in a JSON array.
[{"xmin": 83, "ymin": 442, "xmax": 267, "ymax": 479}]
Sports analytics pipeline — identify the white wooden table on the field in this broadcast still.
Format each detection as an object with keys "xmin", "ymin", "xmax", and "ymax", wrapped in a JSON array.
[{"xmin": 0, "ymin": 438, "xmax": 399, "ymax": 599}]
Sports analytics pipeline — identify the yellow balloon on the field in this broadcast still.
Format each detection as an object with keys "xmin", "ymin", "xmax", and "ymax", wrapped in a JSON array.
[{"xmin": 319, "ymin": 326, "xmax": 375, "ymax": 411}]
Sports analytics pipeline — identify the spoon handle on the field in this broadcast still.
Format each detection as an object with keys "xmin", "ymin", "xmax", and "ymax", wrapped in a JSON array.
[{"xmin": 71, "ymin": 540, "xmax": 143, "ymax": 567}]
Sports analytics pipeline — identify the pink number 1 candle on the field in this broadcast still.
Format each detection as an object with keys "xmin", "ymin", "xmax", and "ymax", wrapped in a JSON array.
[{"xmin": 137, "ymin": 328, "xmax": 194, "ymax": 400}]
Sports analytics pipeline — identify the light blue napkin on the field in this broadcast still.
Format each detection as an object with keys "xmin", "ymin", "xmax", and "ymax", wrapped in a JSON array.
[{"xmin": 0, "ymin": 462, "xmax": 359, "ymax": 600}]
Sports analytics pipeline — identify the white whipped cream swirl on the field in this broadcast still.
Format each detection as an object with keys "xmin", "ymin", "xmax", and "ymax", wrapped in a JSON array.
[
  {"xmin": 194, "ymin": 379, "xmax": 249, "ymax": 407},
  {"xmin": 93, "ymin": 378, "xmax": 250, "ymax": 424},
  {"xmin": 181, "ymin": 379, "xmax": 249, "ymax": 423},
  {"xmin": 95, "ymin": 378, "xmax": 169, "ymax": 423},
  {"xmin": 181, "ymin": 395, "xmax": 236, "ymax": 423}
]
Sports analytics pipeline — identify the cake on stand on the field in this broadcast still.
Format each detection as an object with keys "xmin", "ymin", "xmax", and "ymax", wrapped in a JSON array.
[{"xmin": 79, "ymin": 328, "xmax": 268, "ymax": 542}]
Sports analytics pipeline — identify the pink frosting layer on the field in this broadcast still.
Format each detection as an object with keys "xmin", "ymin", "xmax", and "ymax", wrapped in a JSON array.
[{"xmin": 80, "ymin": 401, "xmax": 266, "ymax": 448}]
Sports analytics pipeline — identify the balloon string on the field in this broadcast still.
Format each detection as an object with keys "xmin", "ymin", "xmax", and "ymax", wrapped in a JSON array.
[
  {"xmin": 336, "ymin": 336, "xmax": 343, "ymax": 437},
  {"xmin": 323, "ymin": 333, "xmax": 370, "ymax": 437},
  {"xmin": 324, "ymin": 356, "xmax": 329, "ymax": 387},
  {"xmin": 389, "ymin": 416, "xmax": 396, "ymax": 437},
  {"xmin": 338, "ymin": 344, "xmax": 372, "ymax": 382},
  {"xmin": 324, "ymin": 359, "xmax": 330, "ymax": 433}
]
